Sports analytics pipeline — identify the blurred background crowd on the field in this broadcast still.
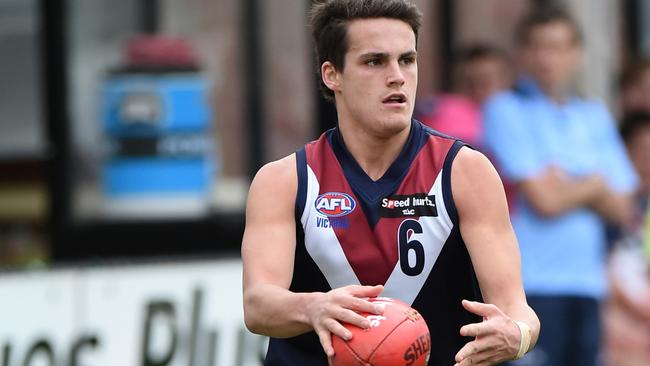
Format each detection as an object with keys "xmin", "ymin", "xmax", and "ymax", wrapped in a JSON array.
[{"xmin": 1, "ymin": 0, "xmax": 649, "ymax": 365}]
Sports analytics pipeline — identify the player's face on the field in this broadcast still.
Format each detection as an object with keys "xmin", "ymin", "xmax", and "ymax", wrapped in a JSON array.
[{"xmin": 333, "ymin": 18, "xmax": 417, "ymax": 138}]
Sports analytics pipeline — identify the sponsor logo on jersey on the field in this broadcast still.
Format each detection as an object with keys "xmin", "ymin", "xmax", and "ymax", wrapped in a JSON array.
[
  {"xmin": 315, "ymin": 192, "xmax": 356, "ymax": 217},
  {"xmin": 316, "ymin": 216, "xmax": 350, "ymax": 229},
  {"xmin": 380, "ymin": 193, "xmax": 438, "ymax": 218}
]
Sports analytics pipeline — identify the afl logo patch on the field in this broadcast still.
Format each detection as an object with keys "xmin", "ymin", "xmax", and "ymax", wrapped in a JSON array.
[{"xmin": 315, "ymin": 192, "xmax": 356, "ymax": 217}]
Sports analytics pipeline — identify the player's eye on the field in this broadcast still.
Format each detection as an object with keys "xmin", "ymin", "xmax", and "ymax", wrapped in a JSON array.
[
  {"xmin": 400, "ymin": 56, "xmax": 416, "ymax": 65},
  {"xmin": 366, "ymin": 59, "xmax": 381, "ymax": 66}
]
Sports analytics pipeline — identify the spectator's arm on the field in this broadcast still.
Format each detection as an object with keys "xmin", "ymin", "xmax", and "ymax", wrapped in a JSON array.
[
  {"xmin": 590, "ymin": 191, "xmax": 634, "ymax": 226},
  {"xmin": 483, "ymin": 96, "xmax": 634, "ymax": 219},
  {"xmin": 483, "ymin": 95, "xmax": 598, "ymax": 216},
  {"xmin": 516, "ymin": 168, "xmax": 608, "ymax": 217}
]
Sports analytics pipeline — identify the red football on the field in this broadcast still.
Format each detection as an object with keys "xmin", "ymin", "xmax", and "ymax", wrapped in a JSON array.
[{"xmin": 331, "ymin": 297, "xmax": 431, "ymax": 366}]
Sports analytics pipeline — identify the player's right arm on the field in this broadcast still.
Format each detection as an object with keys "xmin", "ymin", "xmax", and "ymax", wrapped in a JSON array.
[{"xmin": 241, "ymin": 154, "xmax": 384, "ymax": 357}]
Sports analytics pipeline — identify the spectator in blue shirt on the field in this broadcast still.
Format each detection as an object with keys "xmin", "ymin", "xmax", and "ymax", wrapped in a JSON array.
[{"xmin": 483, "ymin": 5, "xmax": 638, "ymax": 366}]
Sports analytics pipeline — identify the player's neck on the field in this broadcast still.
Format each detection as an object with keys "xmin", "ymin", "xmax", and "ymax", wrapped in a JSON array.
[{"xmin": 337, "ymin": 120, "xmax": 411, "ymax": 181}]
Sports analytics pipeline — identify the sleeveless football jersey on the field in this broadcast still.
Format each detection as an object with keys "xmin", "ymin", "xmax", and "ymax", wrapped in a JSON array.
[{"xmin": 264, "ymin": 120, "xmax": 483, "ymax": 366}]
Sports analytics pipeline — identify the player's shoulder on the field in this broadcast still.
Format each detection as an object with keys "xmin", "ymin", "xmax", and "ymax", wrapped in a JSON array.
[
  {"xmin": 245, "ymin": 154, "xmax": 298, "ymax": 217},
  {"xmin": 451, "ymin": 147, "xmax": 499, "ymax": 184},
  {"xmin": 248, "ymin": 154, "xmax": 297, "ymax": 202},
  {"xmin": 450, "ymin": 147, "xmax": 506, "ymax": 210},
  {"xmin": 454, "ymin": 146, "xmax": 490, "ymax": 164}
]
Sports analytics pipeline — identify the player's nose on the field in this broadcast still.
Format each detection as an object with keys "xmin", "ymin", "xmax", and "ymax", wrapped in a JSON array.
[{"xmin": 386, "ymin": 60, "xmax": 405, "ymax": 87}]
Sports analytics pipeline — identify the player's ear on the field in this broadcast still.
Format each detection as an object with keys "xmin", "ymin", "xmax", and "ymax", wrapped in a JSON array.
[{"xmin": 322, "ymin": 61, "xmax": 341, "ymax": 93}]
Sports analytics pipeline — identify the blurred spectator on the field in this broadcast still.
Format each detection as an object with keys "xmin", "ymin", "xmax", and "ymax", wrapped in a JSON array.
[
  {"xmin": 603, "ymin": 113, "xmax": 650, "ymax": 366},
  {"xmin": 414, "ymin": 44, "xmax": 512, "ymax": 149},
  {"xmin": 455, "ymin": 44, "xmax": 513, "ymax": 105},
  {"xmin": 620, "ymin": 114, "xmax": 650, "ymax": 199},
  {"xmin": 483, "ymin": 5, "xmax": 638, "ymax": 366},
  {"xmin": 414, "ymin": 94, "xmax": 481, "ymax": 147},
  {"xmin": 620, "ymin": 59, "xmax": 650, "ymax": 115}
]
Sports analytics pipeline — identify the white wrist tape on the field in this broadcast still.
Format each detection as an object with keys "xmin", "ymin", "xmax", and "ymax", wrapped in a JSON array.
[{"xmin": 514, "ymin": 321, "xmax": 531, "ymax": 360}]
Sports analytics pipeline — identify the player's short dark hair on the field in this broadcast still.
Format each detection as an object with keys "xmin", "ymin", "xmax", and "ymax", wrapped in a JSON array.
[
  {"xmin": 620, "ymin": 112, "xmax": 650, "ymax": 143},
  {"xmin": 515, "ymin": 4, "xmax": 583, "ymax": 47},
  {"xmin": 310, "ymin": 0, "xmax": 422, "ymax": 101}
]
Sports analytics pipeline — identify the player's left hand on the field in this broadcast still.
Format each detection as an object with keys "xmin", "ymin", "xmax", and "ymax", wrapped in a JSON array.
[{"xmin": 454, "ymin": 299, "xmax": 521, "ymax": 366}]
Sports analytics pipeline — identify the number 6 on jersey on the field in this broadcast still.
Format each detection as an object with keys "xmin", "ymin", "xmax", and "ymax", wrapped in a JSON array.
[{"xmin": 398, "ymin": 219, "xmax": 425, "ymax": 276}]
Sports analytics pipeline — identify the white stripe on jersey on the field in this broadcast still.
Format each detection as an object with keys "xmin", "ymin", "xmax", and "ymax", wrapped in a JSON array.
[
  {"xmin": 301, "ymin": 166, "xmax": 361, "ymax": 288},
  {"xmin": 381, "ymin": 170, "xmax": 453, "ymax": 305}
]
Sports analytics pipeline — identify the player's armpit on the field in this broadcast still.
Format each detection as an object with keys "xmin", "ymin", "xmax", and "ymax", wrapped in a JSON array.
[{"xmin": 450, "ymin": 147, "xmax": 540, "ymax": 352}]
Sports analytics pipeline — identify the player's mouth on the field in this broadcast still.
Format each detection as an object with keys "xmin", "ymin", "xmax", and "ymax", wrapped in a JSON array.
[{"xmin": 382, "ymin": 93, "xmax": 407, "ymax": 107}]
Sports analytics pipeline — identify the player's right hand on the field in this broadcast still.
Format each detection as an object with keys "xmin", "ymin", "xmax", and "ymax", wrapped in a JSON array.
[{"xmin": 304, "ymin": 284, "xmax": 385, "ymax": 358}]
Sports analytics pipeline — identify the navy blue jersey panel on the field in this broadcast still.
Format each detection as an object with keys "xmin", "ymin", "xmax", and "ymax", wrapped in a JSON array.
[
  {"xmin": 441, "ymin": 140, "xmax": 466, "ymax": 226},
  {"xmin": 289, "ymin": 225, "xmax": 331, "ymax": 294},
  {"xmin": 294, "ymin": 148, "xmax": 307, "ymax": 222},
  {"xmin": 411, "ymin": 226, "xmax": 482, "ymax": 366},
  {"xmin": 328, "ymin": 120, "xmax": 429, "ymax": 228},
  {"xmin": 265, "ymin": 336, "xmax": 327, "ymax": 366},
  {"xmin": 420, "ymin": 121, "xmax": 457, "ymax": 141}
]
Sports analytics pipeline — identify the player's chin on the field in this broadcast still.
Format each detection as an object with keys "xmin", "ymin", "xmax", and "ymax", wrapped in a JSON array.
[{"xmin": 381, "ymin": 115, "xmax": 411, "ymax": 132}]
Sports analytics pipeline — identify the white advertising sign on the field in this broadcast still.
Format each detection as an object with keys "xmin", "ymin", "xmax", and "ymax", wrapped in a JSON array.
[
  {"xmin": 0, "ymin": 259, "xmax": 268, "ymax": 366},
  {"xmin": 0, "ymin": 271, "xmax": 78, "ymax": 366}
]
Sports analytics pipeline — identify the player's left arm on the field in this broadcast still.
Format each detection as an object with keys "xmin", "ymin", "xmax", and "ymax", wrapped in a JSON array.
[{"xmin": 451, "ymin": 147, "xmax": 541, "ymax": 366}]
